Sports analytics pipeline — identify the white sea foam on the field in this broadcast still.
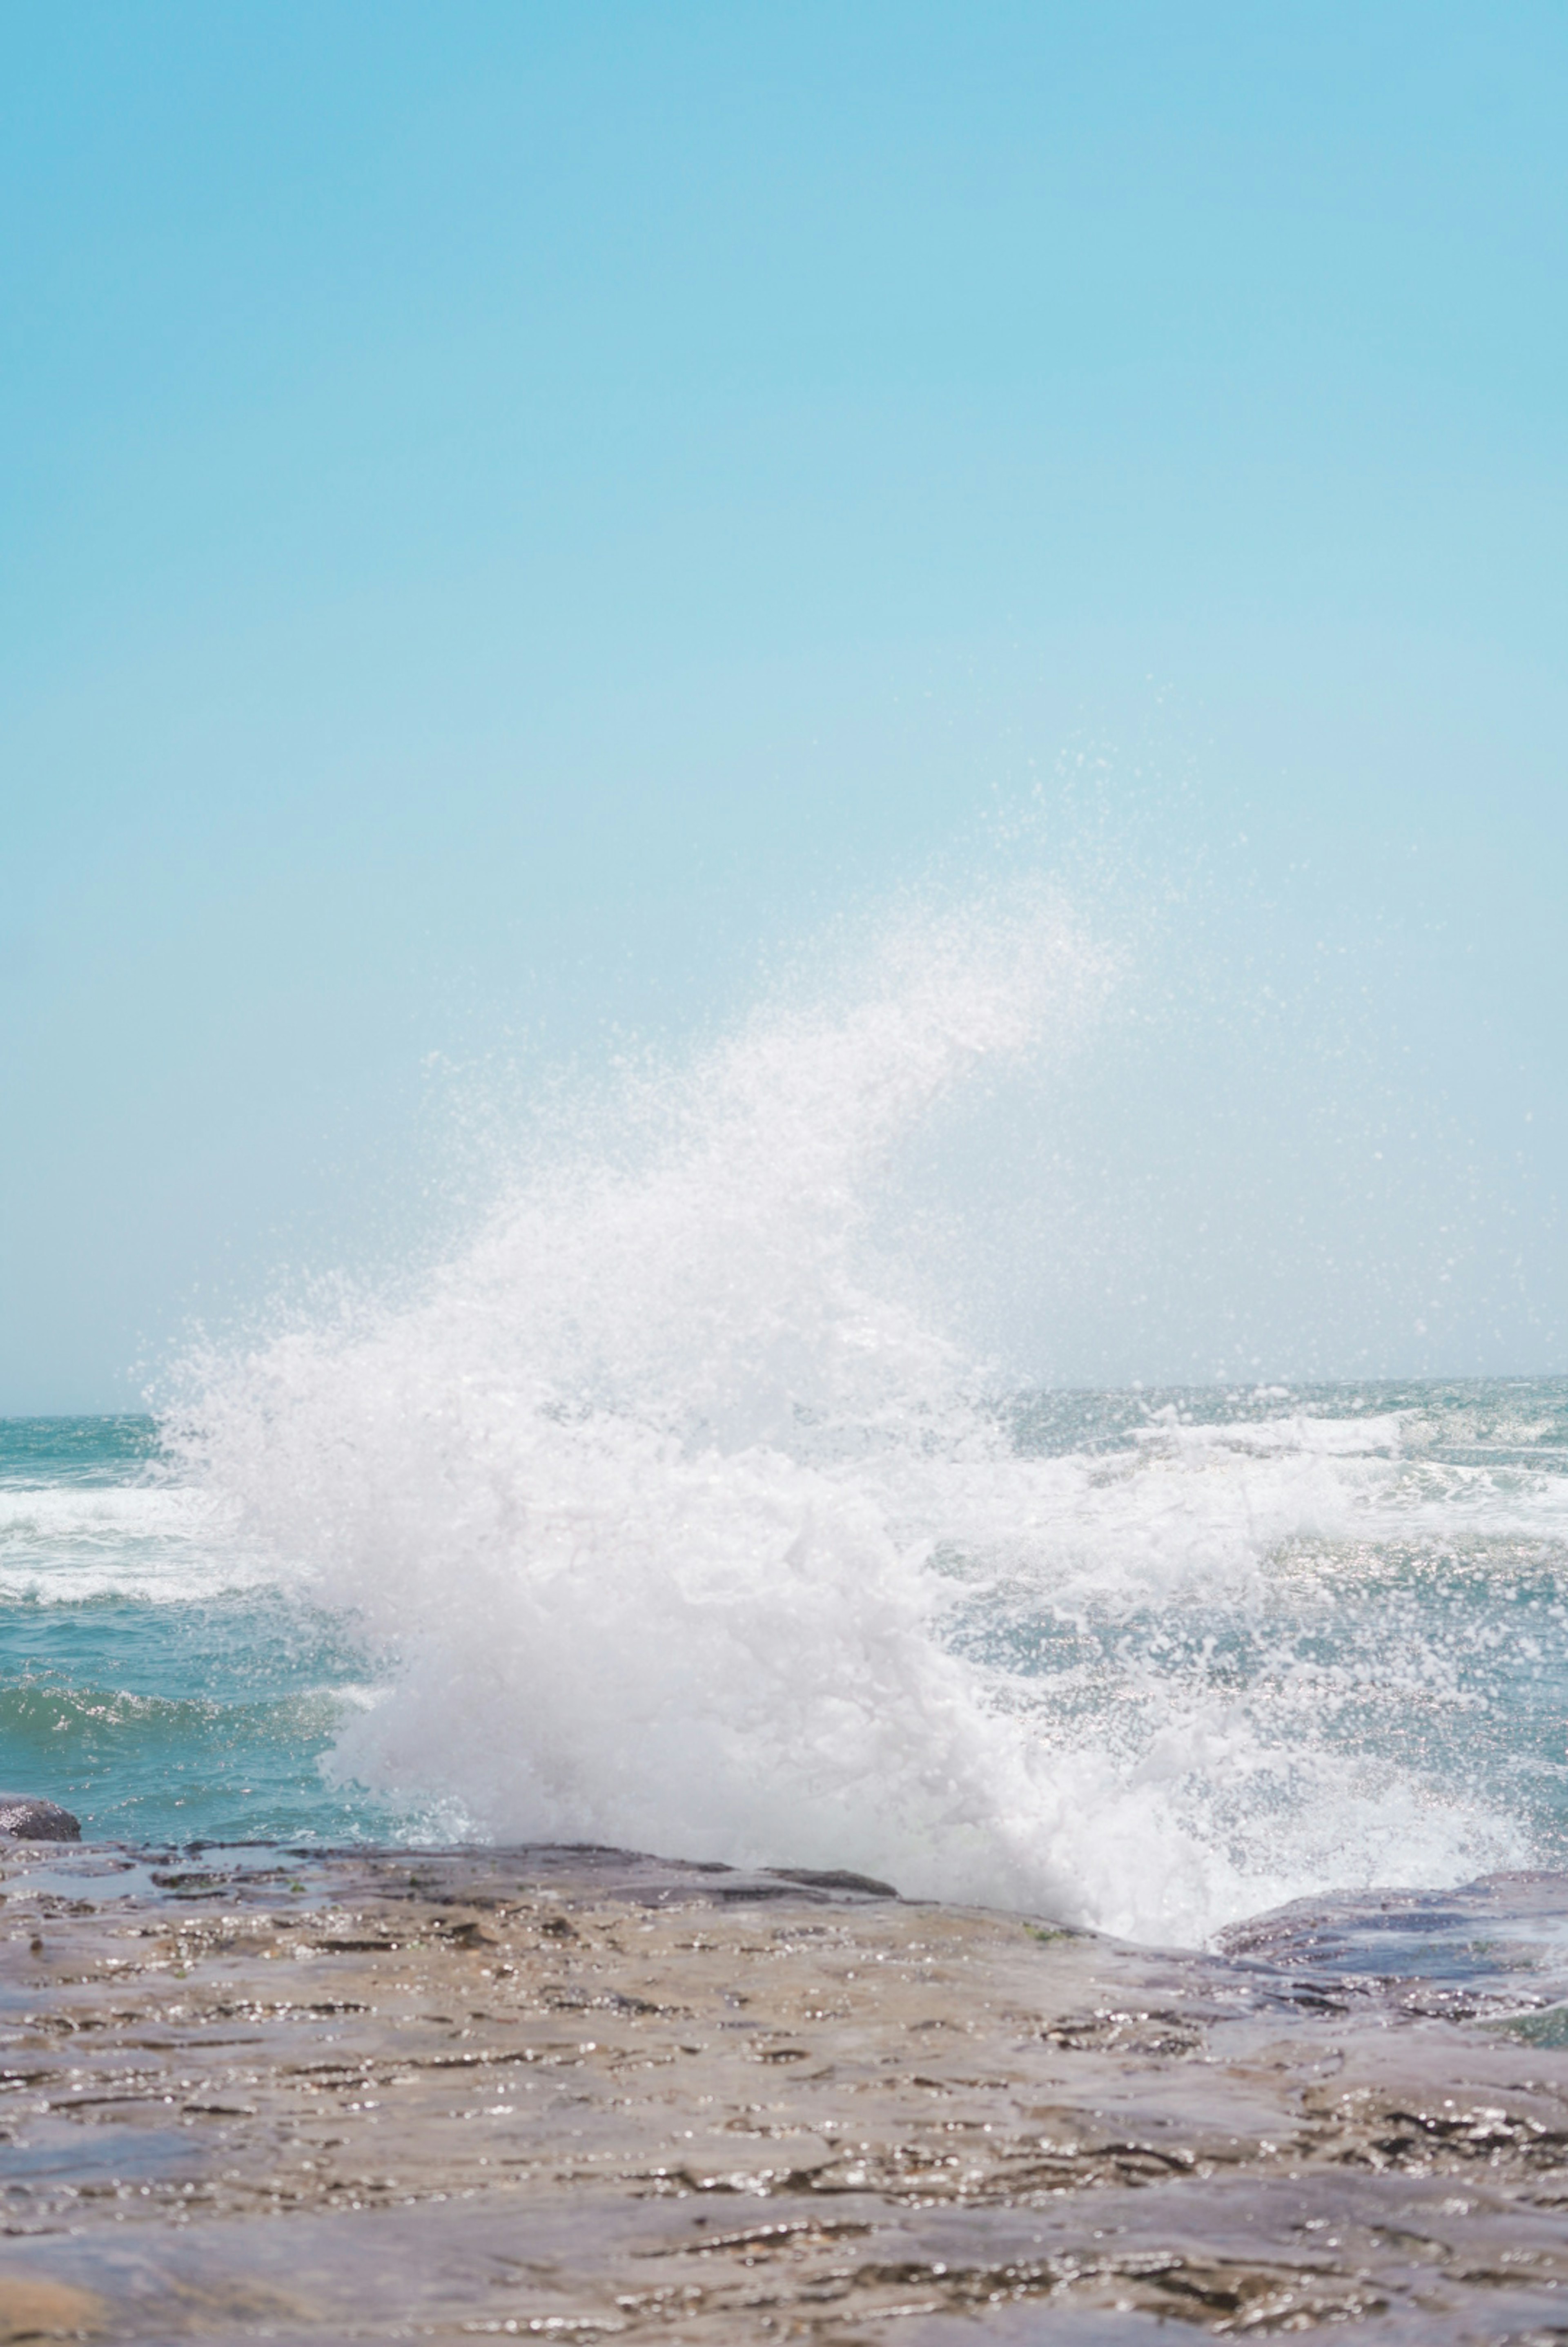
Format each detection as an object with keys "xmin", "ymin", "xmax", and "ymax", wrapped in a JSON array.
[
  {"xmin": 174, "ymin": 893, "xmax": 1553, "ymax": 1945},
  {"xmin": 0, "ymin": 1483, "xmax": 268, "ymax": 1604}
]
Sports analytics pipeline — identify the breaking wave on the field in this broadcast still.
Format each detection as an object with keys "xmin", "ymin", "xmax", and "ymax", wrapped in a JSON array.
[{"xmin": 170, "ymin": 892, "xmax": 1560, "ymax": 1943}]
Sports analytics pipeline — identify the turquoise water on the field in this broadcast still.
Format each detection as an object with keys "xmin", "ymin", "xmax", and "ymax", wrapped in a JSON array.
[
  {"xmin": 4, "ymin": 1383, "xmax": 1566, "ymax": 1922},
  {"xmin": 0, "ymin": 1417, "xmax": 412, "ymax": 1845}
]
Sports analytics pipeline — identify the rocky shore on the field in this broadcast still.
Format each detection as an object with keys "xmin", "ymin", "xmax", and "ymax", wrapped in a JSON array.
[{"xmin": 2, "ymin": 1838, "xmax": 1567, "ymax": 2341}]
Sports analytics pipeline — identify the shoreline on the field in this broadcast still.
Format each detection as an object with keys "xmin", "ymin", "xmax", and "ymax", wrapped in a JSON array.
[{"xmin": 2, "ymin": 1840, "xmax": 1566, "ymax": 2341}]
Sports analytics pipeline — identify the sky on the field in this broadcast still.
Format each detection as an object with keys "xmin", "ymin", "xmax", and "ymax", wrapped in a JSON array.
[{"xmin": 3, "ymin": 1, "xmax": 1566, "ymax": 1411}]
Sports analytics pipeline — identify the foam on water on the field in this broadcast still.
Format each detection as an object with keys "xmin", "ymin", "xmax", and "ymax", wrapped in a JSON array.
[
  {"xmin": 171, "ymin": 896, "xmax": 1565, "ymax": 1944},
  {"xmin": 0, "ymin": 1485, "xmax": 264, "ymax": 1604}
]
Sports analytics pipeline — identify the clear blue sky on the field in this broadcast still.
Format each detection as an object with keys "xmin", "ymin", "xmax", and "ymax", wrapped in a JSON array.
[{"xmin": 4, "ymin": 2, "xmax": 1565, "ymax": 1410}]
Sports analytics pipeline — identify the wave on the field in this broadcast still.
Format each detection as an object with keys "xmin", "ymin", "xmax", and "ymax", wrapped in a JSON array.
[
  {"xmin": 0, "ymin": 1483, "xmax": 272, "ymax": 1604},
  {"xmin": 0, "ymin": 1668, "xmax": 413, "ymax": 1847},
  {"xmin": 171, "ymin": 893, "xmax": 1559, "ymax": 1944}
]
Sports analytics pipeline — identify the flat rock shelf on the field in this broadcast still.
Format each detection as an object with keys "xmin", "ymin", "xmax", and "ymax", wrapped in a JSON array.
[{"xmin": 2, "ymin": 1844, "xmax": 1567, "ymax": 2343}]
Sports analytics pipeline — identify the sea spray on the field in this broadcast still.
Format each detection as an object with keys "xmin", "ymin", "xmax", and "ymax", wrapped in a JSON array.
[
  {"xmin": 169, "ymin": 892, "xmax": 1545, "ymax": 1942},
  {"xmin": 170, "ymin": 898, "xmax": 1098, "ymax": 1909}
]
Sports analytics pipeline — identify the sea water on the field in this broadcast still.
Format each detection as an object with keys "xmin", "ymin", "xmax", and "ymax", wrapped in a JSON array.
[{"xmin": 4, "ymin": 897, "xmax": 1565, "ymax": 1948}]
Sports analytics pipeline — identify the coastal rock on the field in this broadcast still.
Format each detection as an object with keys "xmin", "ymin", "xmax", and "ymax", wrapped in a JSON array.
[
  {"xmin": 0, "ymin": 1794, "xmax": 81, "ymax": 1841},
  {"xmin": 1, "ymin": 1845, "xmax": 1565, "ymax": 2344}
]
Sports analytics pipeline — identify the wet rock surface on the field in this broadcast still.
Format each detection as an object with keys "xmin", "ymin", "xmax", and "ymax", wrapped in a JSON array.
[
  {"xmin": 0, "ymin": 1795, "xmax": 80, "ymax": 1842},
  {"xmin": 1, "ymin": 1845, "xmax": 1566, "ymax": 2340}
]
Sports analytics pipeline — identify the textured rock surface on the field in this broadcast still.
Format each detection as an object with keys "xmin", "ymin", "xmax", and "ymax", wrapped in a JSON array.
[
  {"xmin": 0, "ymin": 1794, "xmax": 80, "ymax": 1841},
  {"xmin": 0, "ymin": 1843, "xmax": 1565, "ymax": 2340}
]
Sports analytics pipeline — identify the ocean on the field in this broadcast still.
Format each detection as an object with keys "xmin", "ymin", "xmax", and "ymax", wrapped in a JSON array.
[
  {"xmin": 6, "ymin": 1383, "xmax": 1566, "ymax": 1952},
  {"xmin": 4, "ymin": 903, "xmax": 1565, "ymax": 1953}
]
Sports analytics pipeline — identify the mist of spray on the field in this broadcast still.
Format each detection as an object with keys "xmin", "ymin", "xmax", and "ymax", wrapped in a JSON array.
[{"xmin": 172, "ymin": 884, "xmax": 1533, "ymax": 1941}]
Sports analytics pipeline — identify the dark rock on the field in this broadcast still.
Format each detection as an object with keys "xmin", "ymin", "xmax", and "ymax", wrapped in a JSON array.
[
  {"xmin": 766, "ymin": 1865, "xmax": 899, "ymax": 1899},
  {"xmin": 0, "ymin": 1795, "xmax": 82, "ymax": 1842}
]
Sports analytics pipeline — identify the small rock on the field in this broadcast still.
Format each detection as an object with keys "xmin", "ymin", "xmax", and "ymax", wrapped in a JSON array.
[
  {"xmin": 767, "ymin": 1865, "xmax": 899, "ymax": 1899},
  {"xmin": 0, "ymin": 1794, "xmax": 82, "ymax": 1842}
]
